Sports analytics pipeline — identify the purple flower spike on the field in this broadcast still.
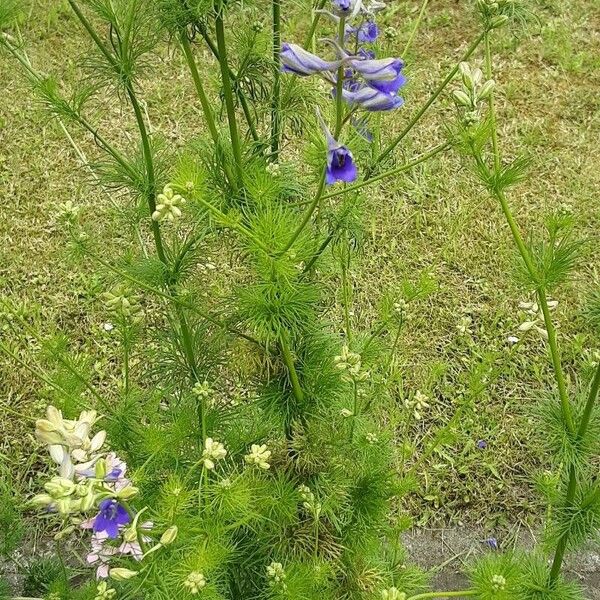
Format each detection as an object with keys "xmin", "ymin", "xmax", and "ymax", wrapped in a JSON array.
[
  {"xmin": 281, "ymin": 43, "xmax": 342, "ymax": 76},
  {"xmin": 92, "ymin": 499, "xmax": 130, "ymax": 539},
  {"xmin": 338, "ymin": 86, "xmax": 404, "ymax": 111},
  {"xmin": 350, "ymin": 57, "xmax": 406, "ymax": 94},
  {"xmin": 357, "ymin": 21, "xmax": 379, "ymax": 43}
]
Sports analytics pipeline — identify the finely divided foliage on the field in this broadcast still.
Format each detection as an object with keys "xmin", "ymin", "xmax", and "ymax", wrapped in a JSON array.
[{"xmin": 0, "ymin": 0, "xmax": 599, "ymax": 599}]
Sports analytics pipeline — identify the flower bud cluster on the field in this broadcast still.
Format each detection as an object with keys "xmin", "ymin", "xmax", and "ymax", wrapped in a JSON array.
[
  {"xmin": 298, "ymin": 484, "xmax": 322, "ymax": 517},
  {"xmin": 266, "ymin": 561, "xmax": 287, "ymax": 588},
  {"xmin": 103, "ymin": 286, "xmax": 144, "ymax": 323},
  {"xmin": 515, "ymin": 299, "xmax": 558, "ymax": 341},
  {"xmin": 184, "ymin": 571, "xmax": 207, "ymax": 594},
  {"xmin": 244, "ymin": 443, "xmax": 272, "ymax": 469},
  {"xmin": 453, "ymin": 62, "xmax": 495, "ymax": 125},
  {"xmin": 152, "ymin": 184, "xmax": 186, "ymax": 223},
  {"xmin": 334, "ymin": 345, "xmax": 369, "ymax": 383},
  {"xmin": 201, "ymin": 437, "xmax": 228, "ymax": 470},
  {"xmin": 491, "ymin": 574, "xmax": 507, "ymax": 591},
  {"xmin": 404, "ymin": 390, "xmax": 430, "ymax": 420},
  {"xmin": 476, "ymin": 0, "xmax": 514, "ymax": 27}
]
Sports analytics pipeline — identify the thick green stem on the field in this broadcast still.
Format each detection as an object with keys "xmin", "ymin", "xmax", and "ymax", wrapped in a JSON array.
[
  {"xmin": 215, "ymin": 12, "xmax": 245, "ymax": 184},
  {"xmin": 549, "ymin": 361, "xmax": 600, "ymax": 583},
  {"xmin": 125, "ymin": 86, "xmax": 168, "ymax": 265},
  {"xmin": 280, "ymin": 334, "xmax": 305, "ymax": 404},
  {"xmin": 340, "ymin": 232, "xmax": 352, "ymax": 342},
  {"xmin": 271, "ymin": 0, "xmax": 281, "ymax": 158},
  {"xmin": 334, "ymin": 17, "xmax": 346, "ymax": 137},
  {"xmin": 179, "ymin": 31, "xmax": 236, "ymax": 185},
  {"xmin": 372, "ymin": 30, "xmax": 486, "ymax": 171},
  {"xmin": 197, "ymin": 23, "xmax": 260, "ymax": 144},
  {"xmin": 280, "ymin": 332, "xmax": 305, "ymax": 438},
  {"xmin": 538, "ymin": 288, "xmax": 575, "ymax": 434},
  {"xmin": 578, "ymin": 360, "xmax": 600, "ymax": 437}
]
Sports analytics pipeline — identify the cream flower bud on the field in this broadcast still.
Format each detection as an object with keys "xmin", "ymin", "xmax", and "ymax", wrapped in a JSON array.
[
  {"xmin": 116, "ymin": 485, "xmax": 139, "ymax": 499},
  {"xmin": 244, "ymin": 444, "xmax": 271, "ymax": 470},
  {"xmin": 183, "ymin": 571, "xmax": 206, "ymax": 594},
  {"xmin": 109, "ymin": 568, "xmax": 138, "ymax": 581},
  {"xmin": 160, "ymin": 525, "xmax": 178, "ymax": 545}
]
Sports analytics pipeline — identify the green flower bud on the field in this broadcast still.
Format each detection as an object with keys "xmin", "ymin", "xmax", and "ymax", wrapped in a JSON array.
[
  {"xmin": 478, "ymin": 79, "xmax": 496, "ymax": 100},
  {"xmin": 109, "ymin": 568, "xmax": 138, "ymax": 581},
  {"xmin": 116, "ymin": 485, "xmax": 139, "ymax": 499},
  {"xmin": 453, "ymin": 90, "xmax": 473, "ymax": 107},
  {"xmin": 489, "ymin": 14, "xmax": 509, "ymax": 28},
  {"xmin": 95, "ymin": 458, "xmax": 107, "ymax": 479},
  {"xmin": 160, "ymin": 525, "xmax": 178, "ymax": 546}
]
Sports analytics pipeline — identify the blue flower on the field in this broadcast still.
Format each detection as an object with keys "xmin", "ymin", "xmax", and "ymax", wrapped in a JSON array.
[
  {"xmin": 318, "ymin": 111, "xmax": 358, "ymax": 185},
  {"xmin": 357, "ymin": 21, "xmax": 379, "ymax": 43},
  {"xmin": 350, "ymin": 57, "xmax": 406, "ymax": 94},
  {"xmin": 337, "ymin": 86, "xmax": 404, "ymax": 111},
  {"xmin": 92, "ymin": 499, "xmax": 130, "ymax": 539},
  {"xmin": 281, "ymin": 43, "xmax": 342, "ymax": 76}
]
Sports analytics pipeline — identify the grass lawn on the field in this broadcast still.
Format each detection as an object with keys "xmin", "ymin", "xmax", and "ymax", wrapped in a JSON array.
[{"xmin": 1, "ymin": 0, "xmax": 599, "ymax": 535}]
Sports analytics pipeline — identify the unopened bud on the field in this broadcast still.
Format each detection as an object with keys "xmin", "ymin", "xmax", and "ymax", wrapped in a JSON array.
[
  {"xmin": 160, "ymin": 525, "xmax": 178, "ymax": 545},
  {"xmin": 109, "ymin": 568, "xmax": 138, "ymax": 581},
  {"xmin": 489, "ymin": 14, "xmax": 509, "ymax": 28},
  {"xmin": 478, "ymin": 79, "xmax": 496, "ymax": 100},
  {"xmin": 116, "ymin": 485, "xmax": 139, "ymax": 499},
  {"xmin": 452, "ymin": 90, "xmax": 472, "ymax": 108}
]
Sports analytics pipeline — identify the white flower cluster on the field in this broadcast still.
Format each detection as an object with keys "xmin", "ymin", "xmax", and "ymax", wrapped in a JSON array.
[
  {"xmin": 184, "ymin": 571, "xmax": 206, "ymax": 594},
  {"xmin": 33, "ymin": 407, "xmax": 137, "ymax": 516},
  {"xmin": 201, "ymin": 437, "xmax": 227, "ymax": 470},
  {"xmin": 516, "ymin": 299, "xmax": 558, "ymax": 341},
  {"xmin": 152, "ymin": 184, "xmax": 186, "ymax": 223},
  {"xmin": 453, "ymin": 62, "xmax": 495, "ymax": 125},
  {"xmin": 334, "ymin": 346, "xmax": 369, "ymax": 383},
  {"xmin": 404, "ymin": 391, "xmax": 430, "ymax": 420},
  {"xmin": 244, "ymin": 444, "xmax": 271, "ymax": 469}
]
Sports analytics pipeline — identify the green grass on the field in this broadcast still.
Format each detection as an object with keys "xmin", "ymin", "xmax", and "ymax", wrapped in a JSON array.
[{"xmin": 1, "ymin": 0, "xmax": 599, "ymax": 532}]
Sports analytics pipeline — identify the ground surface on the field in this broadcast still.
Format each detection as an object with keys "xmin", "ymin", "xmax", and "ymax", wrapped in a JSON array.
[{"xmin": 1, "ymin": 0, "xmax": 599, "ymax": 559}]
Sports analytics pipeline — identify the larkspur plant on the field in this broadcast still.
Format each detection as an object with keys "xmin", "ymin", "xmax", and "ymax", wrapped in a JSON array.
[{"xmin": 0, "ymin": 0, "xmax": 599, "ymax": 599}]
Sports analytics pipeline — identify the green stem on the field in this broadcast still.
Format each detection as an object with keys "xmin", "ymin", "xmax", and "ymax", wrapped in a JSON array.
[
  {"xmin": 280, "ymin": 332, "xmax": 305, "ymax": 438},
  {"xmin": 548, "ymin": 464, "xmax": 577, "ymax": 583},
  {"xmin": 548, "ymin": 361, "xmax": 600, "ymax": 583},
  {"xmin": 322, "ymin": 141, "xmax": 451, "ymax": 201},
  {"xmin": 125, "ymin": 85, "xmax": 168, "ymax": 264},
  {"xmin": 340, "ymin": 232, "xmax": 352, "ymax": 342},
  {"xmin": 349, "ymin": 379, "xmax": 359, "ymax": 441},
  {"xmin": 372, "ymin": 30, "xmax": 486, "ymax": 171},
  {"xmin": 303, "ymin": 0, "xmax": 327, "ymax": 49},
  {"xmin": 123, "ymin": 330, "xmax": 130, "ymax": 396},
  {"xmin": 402, "ymin": 0, "xmax": 430, "ymax": 57},
  {"xmin": 484, "ymin": 31, "xmax": 501, "ymax": 173},
  {"xmin": 271, "ymin": 0, "xmax": 281, "ymax": 158},
  {"xmin": 578, "ymin": 360, "xmax": 600, "ymax": 437},
  {"xmin": 334, "ymin": 17, "xmax": 346, "ymax": 137},
  {"xmin": 280, "ymin": 170, "xmax": 326, "ymax": 254},
  {"xmin": 179, "ymin": 31, "xmax": 237, "ymax": 185},
  {"xmin": 215, "ymin": 12, "xmax": 245, "ymax": 184},
  {"xmin": 197, "ymin": 23, "xmax": 260, "ymax": 144},
  {"xmin": 537, "ymin": 288, "xmax": 575, "ymax": 434}
]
